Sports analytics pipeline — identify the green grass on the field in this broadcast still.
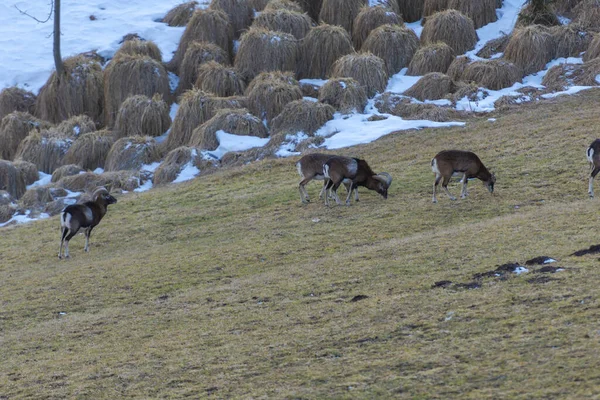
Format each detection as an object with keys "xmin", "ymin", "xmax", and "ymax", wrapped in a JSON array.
[{"xmin": 2, "ymin": 90, "xmax": 600, "ymax": 398}]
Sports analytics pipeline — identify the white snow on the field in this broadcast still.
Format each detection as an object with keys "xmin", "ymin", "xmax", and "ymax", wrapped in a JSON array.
[
  {"xmin": 514, "ymin": 266, "xmax": 529, "ymax": 275},
  {"xmin": 26, "ymin": 172, "xmax": 52, "ymax": 189},
  {"xmin": 205, "ymin": 130, "xmax": 270, "ymax": 160}
]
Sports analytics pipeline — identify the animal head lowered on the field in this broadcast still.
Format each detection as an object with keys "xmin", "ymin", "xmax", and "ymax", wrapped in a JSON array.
[{"xmin": 371, "ymin": 172, "xmax": 393, "ymax": 199}]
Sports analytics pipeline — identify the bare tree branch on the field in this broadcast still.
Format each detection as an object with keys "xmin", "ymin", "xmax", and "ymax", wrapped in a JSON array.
[{"xmin": 14, "ymin": 1, "xmax": 54, "ymax": 24}]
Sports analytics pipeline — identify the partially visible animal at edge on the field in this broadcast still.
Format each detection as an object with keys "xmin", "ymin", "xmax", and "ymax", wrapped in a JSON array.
[
  {"xmin": 58, "ymin": 187, "xmax": 117, "ymax": 259},
  {"xmin": 587, "ymin": 139, "xmax": 600, "ymax": 197},
  {"xmin": 296, "ymin": 153, "xmax": 355, "ymax": 204},
  {"xmin": 323, "ymin": 156, "xmax": 392, "ymax": 206},
  {"xmin": 431, "ymin": 150, "xmax": 496, "ymax": 203}
]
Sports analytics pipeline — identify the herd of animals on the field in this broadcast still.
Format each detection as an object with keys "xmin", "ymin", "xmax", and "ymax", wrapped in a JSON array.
[{"xmin": 55, "ymin": 139, "xmax": 600, "ymax": 259}]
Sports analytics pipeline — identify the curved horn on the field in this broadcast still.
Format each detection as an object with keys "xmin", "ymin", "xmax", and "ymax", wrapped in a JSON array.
[
  {"xmin": 377, "ymin": 172, "xmax": 392, "ymax": 187},
  {"xmin": 92, "ymin": 186, "xmax": 109, "ymax": 200}
]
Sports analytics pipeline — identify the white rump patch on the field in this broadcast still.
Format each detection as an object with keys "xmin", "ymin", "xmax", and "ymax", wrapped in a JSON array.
[
  {"xmin": 587, "ymin": 147, "xmax": 594, "ymax": 163},
  {"xmin": 431, "ymin": 158, "xmax": 440, "ymax": 175}
]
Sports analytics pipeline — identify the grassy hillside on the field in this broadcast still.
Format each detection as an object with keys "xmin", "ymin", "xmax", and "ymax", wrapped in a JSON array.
[{"xmin": 2, "ymin": 90, "xmax": 600, "ymax": 398}]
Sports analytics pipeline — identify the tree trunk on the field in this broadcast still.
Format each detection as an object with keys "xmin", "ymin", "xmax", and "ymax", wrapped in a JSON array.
[{"xmin": 53, "ymin": 0, "xmax": 65, "ymax": 77}]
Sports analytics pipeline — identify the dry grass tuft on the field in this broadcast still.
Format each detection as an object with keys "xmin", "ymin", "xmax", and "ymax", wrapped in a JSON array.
[
  {"xmin": 0, "ymin": 160, "xmax": 26, "ymax": 199},
  {"xmin": 553, "ymin": 0, "xmax": 582, "ymax": 17},
  {"xmin": 234, "ymin": 28, "xmax": 299, "ymax": 81},
  {"xmin": 246, "ymin": 76, "xmax": 303, "ymax": 124},
  {"xmin": 574, "ymin": 1, "xmax": 600, "ymax": 31},
  {"xmin": 297, "ymin": 24, "xmax": 355, "ymax": 79},
  {"xmin": 504, "ymin": 25, "xmax": 555, "ymax": 75},
  {"xmin": 12, "ymin": 160, "xmax": 39, "ymax": 186},
  {"xmin": 319, "ymin": 0, "xmax": 366, "ymax": 33},
  {"xmin": 194, "ymin": 61, "xmax": 246, "ymax": 97},
  {"xmin": 421, "ymin": 9, "xmax": 478, "ymax": 54},
  {"xmin": 18, "ymin": 184, "xmax": 67, "ymax": 210},
  {"xmin": 103, "ymin": 54, "xmax": 171, "ymax": 128},
  {"xmin": 252, "ymin": 9, "xmax": 313, "ymax": 39},
  {"xmin": 446, "ymin": 55, "xmax": 470, "ymax": 80},
  {"xmin": 264, "ymin": 0, "xmax": 304, "ymax": 12},
  {"xmin": 403, "ymin": 72, "xmax": 455, "ymax": 101},
  {"xmin": 331, "ymin": 52, "xmax": 388, "ymax": 97},
  {"xmin": 164, "ymin": 89, "xmax": 245, "ymax": 151},
  {"xmin": 62, "ymin": 130, "xmax": 115, "ymax": 170},
  {"xmin": 476, "ymin": 33, "xmax": 510, "ymax": 58},
  {"xmin": 574, "ymin": 57, "xmax": 600, "ymax": 85},
  {"xmin": 210, "ymin": 0, "xmax": 254, "ymax": 38},
  {"xmin": 35, "ymin": 55, "xmax": 104, "ymax": 125},
  {"xmin": 447, "ymin": 0, "xmax": 498, "ymax": 29},
  {"xmin": 397, "ymin": 0, "xmax": 424, "ymax": 22},
  {"xmin": 56, "ymin": 115, "xmax": 97, "ymax": 139},
  {"xmin": 376, "ymin": 93, "xmax": 460, "ymax": 121},
  {"xmin": 407, "ymin": 41, "xmax": 455, "ymax": 76},
  {"xmin": 246, "ymin": 70, "xmax": 299, "ymax": 93},
  {"xmin": 176, "ymin": 41, "xmax": 231, "ymax": 96},
  {"xmin": 190, "ymin": 108, "xmax": 268, "ymax": 150},
  {"xmin": 516, "ymin": 1, "xmax": 560, "ymax": 27},
  {"xmin": 168, "ymin": 9, "xmax": 233, "ymax": 72},
  {"xmin": 423, "ymin": 0, "xmax": 448, "ymax": 19},
  {"xmin": 104, "ymin": 136, "xmax": 162, "ymax": 172},
  {"xmin": 50, "ymin": 164, "xmax": 85, "ymax": 183},
  {"xmin": 352, "ymin": 6, "xmax": 402, "ymax": 50},
  {"xmin": 0, "ymin": 87, "xmax": 36, "ymax": 121},
  {"xmin": 362, "ymin": 24, "xmax": 419, "ymax": 75},
  {"xmin": 318, "ymin": 77, "xmax": 368, "ymax": 113},
  {"xmin": 270, "ymin": 99, "xmax": 334, "ymax": 136},
  {"xmin": 460, "ymin": 59, "xmax": 523, "ymax": 90},
  {"xmin": 0, "ymin": 112, "xmax": 50, "ymax": 161},
  {"xmin": 153, "ymin": 147, "xmax": 205, "ymax": 185},
  {"xmin": 14, "ymin": 129, "xmax": 73, "ymax": 174},
  {"xmin": 541, "ymin": 63, "xmax": 585, "ymax": 91},
  {"xmin": 293, "ymin": 0, "xmax": 323, "ymax": 21},
  {"xmin": 113, "ymin": 38, "xmax": 162, "ymax": 62},
  {"xmin": 114, "ymin": 94, "xmax": 171, "ymax": 139},
  {"xmin": 584, "ymin": 33, "xmax": 600, "ymax": 61},
  {"xmin": 551, "ymin": 23, "xmax": 592, "ymax": 58},
  {"xmin": 57, "ymin": 170, "xmax": 147, "ymax": 192},
  {"xmin": 161, "ymin": 1, "xmax": 199, "ymax": 26}
]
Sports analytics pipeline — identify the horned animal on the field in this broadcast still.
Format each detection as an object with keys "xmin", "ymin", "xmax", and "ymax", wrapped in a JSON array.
[
  {"xmin": 323, "ymin": 156, "xmax": 392, "ymax": 206},
  {"xmin": 296, "ymin": 153, "xmax": 355, "ymax": 204},
  {"xmin": 587, "ymin": 139, "xmax": 600, "ymax": 197},
  {"xmin": 58, "ymin": 187, "xmax": 117, "ymax": 259},
  {"xmin": 431, "ymin": 150, "xmax": 495, "ymax": 203}
]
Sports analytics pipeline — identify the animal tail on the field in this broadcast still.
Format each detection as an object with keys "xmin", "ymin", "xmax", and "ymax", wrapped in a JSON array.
[{"xmin": 323, "ymin": 163, "xmax": 330, "ymax": 179}]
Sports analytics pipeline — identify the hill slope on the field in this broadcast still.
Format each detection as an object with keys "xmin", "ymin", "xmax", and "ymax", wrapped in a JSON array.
[{"xmin": 2, "ymin": 91, "xmax": 600, "ymax": 398}]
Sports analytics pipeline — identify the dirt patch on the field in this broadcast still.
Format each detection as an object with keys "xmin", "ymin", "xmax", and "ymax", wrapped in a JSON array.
[{"xmin": 571, "ymin": 244, "xmax": 600, "ymax": 256}]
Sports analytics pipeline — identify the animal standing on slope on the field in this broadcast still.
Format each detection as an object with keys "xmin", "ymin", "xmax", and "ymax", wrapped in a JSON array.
[
  {"xmin": 432, "ymin": 150, "xmax": 495, "ymax": 203},
  {"xmin": 58, "ymin": 187, "xmax": 117, "ymax": 259},
  {"xmin": 587, "ymin": 139, "xmax": 600, "ymax": 197},
  {"xmin": 323, "ymin": 156, "xmax": 392, "ymax": 206},
  {"xmin": 296, "ymin": 153, "xmax": 356, "ymax": 204}
]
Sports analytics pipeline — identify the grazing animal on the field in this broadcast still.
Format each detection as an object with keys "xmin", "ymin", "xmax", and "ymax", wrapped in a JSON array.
[
  {"xmin": 296, "ymin": 153, "xmax": 355, "ymax": 204},
  {"xmin": 431, "ymin": 150, "xmax": 495, "ymax": 203},
  {"xmin": 323, "ymin": 156, "xmax": 392, "ymax": 206},
  {"xmin": 587, "ymin": 139, "xmax": 600, "ymax": 197},
  {"xmin": 58, "ymin": 187, "xmax": 117, "ymax": 259}
]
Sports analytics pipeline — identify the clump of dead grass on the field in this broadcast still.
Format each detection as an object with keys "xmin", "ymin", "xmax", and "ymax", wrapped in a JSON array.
[
  {"xmin": 397, "ymin": 0, "xmax": 424, "ymax": 22},
  {"xmin": 114, "ymin": 94, "xmax": 171, "ymax": 139},
  {"xmin": 209, "ymin": 0, "xmax": 254, "ymax": 38},
  {"xmin": 62, "ymin": 130, "xmax": 116, "ymax": 170},
  {"xmin": 541, "ymin": 63, "xmax": 585, "ymax": 91},
  {"xmin": 421, "ymin": 9, "xmax": 478, "ymax": 54},
  {"xmin": 318, "ymin": 77, "xmax": 368, "ymax": 113},
  {"xmin": 504, "ymin": 25, "xmax": 555, "ymax": 75},
  {"xmin": 447, "ymin": 0, "xmax": 498, "ymax": 29},
  {"xmin": 319, "ymin": 0, "xmax": 366, "ymax": 33},
  {"xmin": 153, "ymin": 147, "xmax": 205, "ymax": 185},
  {"xmin": 0, "ymin": 87, "xmax": 36, "ymax": 121},
  {"xmin": 12, "ymin": 160, "xmax": 39, "ymax": 186},
  {"xmin": 294, "ymin": 0, "xmax": 323, "ymax": 21},
  {"xmin": 264, "ymin": 0, "xmax": 304, "ymax": 12},
  {"xmin": 113, "ymin": 38, "xmax": 162, "ymax": 62},
  {"xmin": 194, "ymin": 61, "xmax": 246, "ymax": 97},
  {"xmin": 516, "ymin": 0, "xmax": 560, "ymax": 27},
  {"xmin": 476, "ymin": 33, "xmax": 510, "ymax": 58},
  {"xmin": 56, "ymin": 115, "xmax": 97, "ymax": 139},
  {"xmin": 460, "ymin": 59, "xmax": 523, "ymax": 90},
  {"xmin": 574, "ymin": 57, "xmax": 600, "ymax": 85},
  {"xmin": 0, "ymin": 112, "xmax": 51, "ymax": 161},
  {"xmin": 423, "ymin": 0, "xmax": 448, "ymax": 19},
  {"xmin": 551, "ymin": 23, "xmax": 592, "ymax": 58},
  {"xmin": 403, "ymin": 72, "xmax": 455, "ymax": 101},
  {"xmin": 270, "ymin": 99, "xmax": 334, "ymax": 136},
  {"xmin": 252, "ymin": 9, "xmax": 313, "ymax": 39},
  {"xmin": 297, "ymin": 24, "xmax": 356, "ymax": 79},
  {"xmin": 446, "ymin": 55, "xmax": 470, "ymax": 80},
  {"xmin": 352, "ymin": 6, "xmax": 402, "ymax": 50},
  {"xmin": 57, "ymin": 170, "xmax": 148, "ymax": 192},
  {"xmin": 331, "ymin": 53, "xmax": 388, "ymax": 97},
  {"xmin": 584, "ymin": 33, "xmax": 600, "ymax": 61},
  {"xmin": 50, "ymin": 164, "xmax": 85, "ymax": 183},
  {"xmin": 0, "ymin": 160, "xmax": 26, "ymax": 199},
  {"xmin": 161, "ymin": 1, "xmax": 199, "ymax": 26},
  {"xmin": 246, "ymin": 75, "xmax": 303, "ymax": 124},
  {"xmin": 190, "ymin": 108, "xmax": 268, "ymax": 150},
  {"xmin": 362, "ymin": 24, "xmax": 419, "ymax": 75},
  {"xmin": 176, "ymin": 41, "xmax": 231, "ymax": 96},
  {"xmin": 14, "ymin": 129, "xmax": 73, "ymax": 174},
  {"xmin": 407, "ymin": 41, "xmax": 455, "ymax": 76},
  {"xmin": 104, "ymin": 136, "xmax": 162, "ymax": 171}
]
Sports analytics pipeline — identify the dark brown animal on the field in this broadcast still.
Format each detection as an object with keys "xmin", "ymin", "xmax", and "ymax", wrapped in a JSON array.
[
  {"xmin": 323, "ymin": 156, "xmax": 392, "ymax": 206},
  {"xmin": 296, "ymin": 153, "xmax": 355, "ymax": 204},
  {"xmin": 431, "ymin": 150, "xmax": 495, "ymax": 203},
  {"xmin": 587, "ymin": 139, "xmax": 600, "ymax": 197},
  {"xmin": 58, "ymin": 187, "xmax": 117, "ymax": 258}
]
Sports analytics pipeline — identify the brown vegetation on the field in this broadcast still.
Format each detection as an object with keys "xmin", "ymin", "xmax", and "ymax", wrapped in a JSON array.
[
  {"xmin": 447, "ymin": 0, "xmax": 498, "ymax": 29},
  {"xmin": 113, "ymin": 38, "xmax": 162, "ymax": 62},
  {"xmin": 14, "ymin": 129, "xmax": 73, "ymax": 174},
  {"xmin": 246, "ymin": 75, "xmax": 303, "ymax": 124},
  {"xmin": 516, "ymin": 0, "xmax": 560, "ymax": 27},
  {"xmin": 153, "ymin": 147, "xmax": 204, "ymax": 185},
  {"xmin": 104, "ymin": 136, "xmax": 162, "ymax": 171},
  {"xmin": 397, "ymin": 0, "xmax": 424, "ymax": 22},
  {"xmin": 446, "ymin": 55, "xmax": 470, "ymax": 81},
  {"xmin": 0, "ymin": 87, "xmax": 36, "ymax": 121},
  {"xmin": 541, "ymin": 63, "xmax": 585, "ymax": 91},
  {"xmin": 57, "ymin": 170, "xmax": 147, "ymax": 192},
  {"xmin": 403, "ymin": 72, "xmax": 455, "ymax": 101},
  {"xmin": 161, "ymin": 1, "xmax": 198, "ymax": 26},
  {"xmin": 319, "ymin": 0, "xmax": 366, "ymax": 33},
  {"xmin": 407, "ymin": 41, "xmax": 455, "ymax": 76},
  {"xmin": 264, "ymin": 0, "xmax": 304, "ymax": 13},
  {"xmin": 504, "ymin": 25, "xmax": 555, "ymax": 75},
  {"xmin": 50, "ymin": 164, "xmax": 85, "ymax": 183},
  {"xmin": 584, "ymin": 33, "xmax": 600, "ymax": 61},
  {"xmin": 362, "ymin": 24, "xmax": 419, "ymax": 75},
  {"xmin": 421, "ymin": 9, "xmax": 478, "ymax": 54},
  {"xmin": 0, "ymin": 112, "xmax": 50, "ymax": 161},
  {"xmin": 252, "ymin": 9, "xmax": 313, "ymax": 39},
  {"xmin": 297, "ymin": 24, "xmax": 355, "ymax": 79},
  {"xmin": 352, "ymin": 6, "xmax": 402, "ymax": 50},
  {"xmin": 423, "ymin": 0, "xmax": 448, "ymax": 19},
  {"xmin": 194, "ymin": 61, "xmax": 246, "ymax": 97},
  {"xmin": 114, "ymin": 94, "xmax": 171, "ymax": 139},
  {"xmin": 62, "ymin": 130, "xmax": 116, "ymax": 170},
  {"xmin": 270, "ymin": 99, "xmax": 334, "ymax": 136},
  {"xmin": 318, "ymin": 77, "xmax": 368, "ymax": 113},
  {"xmin": 461, "ymin": 59, "xmax": 523, "ymax": 90},
  {"xmin": 476, "ymin": 34, "xmax": 510, "ymax": 58},
  {"xmin": 176, "ymin": 41, "xmax": 231, "ymax": 96},
  {"xmin": 293, "ymin": 0, "xmax": 323, "ymax": 21},
  {"xmin": 56, "ymin": 115, "xmax": 97, "ymax": 138},
  {"xmin": 331, "ymin": 53, "xmax": 388, "ymax": 97},
  {"xmin": 551, "ymin": 23, "xmax": 592, "ymax": 58},
  {"xmin": 12, "ymin": 160, "xmax": 39, "ymax": 186},
  {"xmin": 0, "ymin": 160, "xmax": 26, "ymax": 199},
  {"xmin": 210, "ymin": 0, "xmax": 254, "ymax": 38}
]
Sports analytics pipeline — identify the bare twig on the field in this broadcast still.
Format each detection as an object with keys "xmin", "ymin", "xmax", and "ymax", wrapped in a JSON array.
[{"xmin": 14, "ymin": 1, "xmax": 54, "ymax": 24}]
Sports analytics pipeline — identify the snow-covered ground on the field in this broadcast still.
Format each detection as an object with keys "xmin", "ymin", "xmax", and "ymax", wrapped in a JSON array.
[{"xmin": 0, "ymin": 0, "xmax": 594, "ymax": 227}]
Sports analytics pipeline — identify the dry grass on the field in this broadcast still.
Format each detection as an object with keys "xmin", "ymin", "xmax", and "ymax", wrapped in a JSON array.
[
  {"xmin": 234, "ymin": 27, "xmax": 299, "ymax": 81},
  {"xmin": 246, "ymin": 77, "xmax": 303, "ymax": 124},
  {"xmin": 246, "ymin": 70, "xmax": 299, "ymax": 93},
  {"xmin": 176, "ymin": 41, "xmax": 231, "ymax": 96},
  {"xmin": 264, "ymin": 0, "xmax": 304, "ymax": 12},
  {"xmin": 542, "ymin": 63, "xmax": 584, "ymax": 91},
  {"xmin": 294, "ymin": 0, "xmax": 323, "ymax": 20},
  {"xmin": 397, "ymin": 0, "xmax": 424, "ymax": 22},
  {"xmin": 352, "ymin": 5, "xmax": 402, "ymax": 50},
  {"xmin": 114, "ymin": 94, "xmax": 171, "ymax": 139},
  {"xmin": 423, "ymin": 0, "xmax": 448, "ymax": 19},
  {"xmin": 50, "ymin": 164, "xmax": 85, "ymax": 183},
  {"xmin": 209, "ymin": 0, "xmax": 254, "ymax": 38},
  {"xmin": 407, "ymin": 41, "xmax": 455, "ymax": 76},
  {"xmin": 574, "ymin": 57, "xmax": 600, "ymax": 85},
  {"xmin": 0, "ymin": 112, "xmax": 51, "ymax": 161},
  {"xmin": 56, "ymin": 170, "xmax": 147, "ymax": 192},
  {"xmin": 35, "ymin": 55, "xmax": 104, "ymax": 125},
  {"xmin": 113, "ymin": 38, "xmax": 162, "ymax": 62},
  {"xmin": 504, "ymin": 25, "xmax": 556, "ymax": 76},
  {"xmin": 516, "ymin": 1, "xmax": 560, "ymax": 27},
  {"xmin": 252, "ymin": 8, "xmax": 313, "ymax": 39},
  {"xmin": 573, "ymin": 0, "xmax": 600, "ymax": 31},
  {"xmin": 375, "ymin": 93, "xmax": 461, "ymax": 121},
  {"xmin": 551, "ymin": 23, "xmax": 593, "ymax": 58},
  {"xmin": 446, "ymin": 55, "xmax": 470, "ymax": 80},
  {"xmin": 297, "ymin": 24, "xmax": 355, "ymax": 79},
  {"xmin": 403, "ymin": 72, "xmax": 455, "ymax": 101},
  {"xmin": 476, "ymin": 33, "xmax": 510, "ymax": 58},
  {"xmin": 62, "ymin": 130, "xmax": 116, "ymax": 170},
  {"xmin": 460, "ymin": 59, "xmax": 523, "ymax": 90},
  {"xmin": 153, "ymin": 147, "xmax": 204, "ymax": 185},
  {"xmin": 56, "ymin": 114, "xmax": 97, "ymax": 138},
  {"xmin": 161, "ymin": 1, "xmax": 198, "ymax": 26},
  {"xmin": 318, "ymin": 77, "xmax": 368, "ymax": 113},
  {"xmin": 0, "ymin": 159, "xmax": 26, "ymax": 199},
  {"xmin": 12, "ymin": 159, "xmax": 39, "ymax": 186},
  {"xmin": 194, "ymin": 61, "xmax": 246, "ymax": 97},
  {"xmin": 190, "ymin": 108, "xmax": 268, "ymax": 150},
  {"xmin": 164, "ymin": 89, "xmax": 245, "ymax": 151},
  {"xmin": 447, "ymin": 0, "xmax": 497, "ymax": 28},
  {"xmin": 104, "ymin": 136, "xmax": 162, "ymax": 172},
  {"xmin": 584, "ymin": 33, "xmax": 600, "ymax": 61},
  {"xmin": 331, "ymin": 52, "xmax": 388, "ymax": 97},
  {"xmin": 103, "ymin": 54, "xmax": 171, "ymax": 128},
  {"xmin": 0, "ymin": 86, "xmax": 36, "ymax": 121},
  {"xmin": 168, "ymin": 8, "xmax": 233, "ymax": 72},
  {"xmin": 14, "ymin": 129, "xmax": 73, "ymax": 174},
  {"xmin": 318, "ymin": 0, "xmax": 366, "ymax": 33},
  {"xmin": 362, "ymin": 24, "xmax": 419, "ymax": 75},
  {"xmin": 270, "ymin": 99, "xmax": 334, "ymax": 135},
  {"xmin": 421, "ymin": 9, "xmax": 478, "ymax": 54},
  {"xmin": 4, "ymin": 91, "xmax": 600, "ymax": 398}
]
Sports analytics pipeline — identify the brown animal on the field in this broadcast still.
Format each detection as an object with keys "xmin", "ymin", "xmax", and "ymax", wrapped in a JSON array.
[
  {"xmin": 431, "ymin": 150, "xmax": 495, "ymax": 203},
  {"xmin": 58, "ymin": 187, "xmax": 117, "ymax": 259},
  {"xmin": 323, "ymin": 156, "xmax": 392, "ymax": 206},
  {"xmin": 587, "ymin": 139, "xmax": 600, "ymax": 197},
  {"xmin": 296, "ymin": 153, "xmax": 355, "ymax": 204}
]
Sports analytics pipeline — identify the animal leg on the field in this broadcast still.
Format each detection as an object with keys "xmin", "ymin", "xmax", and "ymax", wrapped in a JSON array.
[
  {"xmin": 344, "ymin": 183, "xmax": 355, "ymax": 205},
  {"xmin": 299, "ymin": 178, "xmax": 311, "ymax": 203},
  {"xmin": 461, "ymin": 173, "xmax": 468, "ymax": 198},
  {"xmin": 589, "ymin": 166, "xmax": 600, "ymax": 198},
  {"xmin": 324, "ymin": 180, "xmax": 333, "ymax": 206},
  {"xmin": 84, "ymin": 227, "xmax": 92, "ymax": 252},
  {"xmin": 433, "ymin": 175, "xmax": 441, "ymax": 203},
  {"xmin": 58, "ymin": 227, "xmax": 69, "ymax": 259},
  {"xmin": 442, "ymin": 176, "xmax": 456, "ymax": 201},
  {"xmin": 319, "ymin": 179, "xmax": 329, "ymax": 200}
]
